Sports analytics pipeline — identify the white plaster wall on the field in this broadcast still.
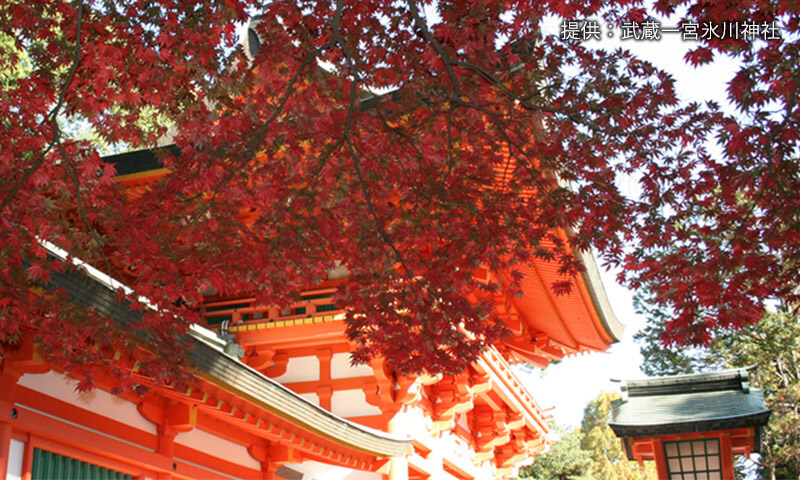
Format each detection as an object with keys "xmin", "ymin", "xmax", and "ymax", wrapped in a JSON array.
[
  {"xmin": 17, "ymin": 371, "xmax": 156, "ymax": 434},
  {"xmin": 175, "ymin": 428, "xmax": 261, "ymax": 470},
  {"xmin": 473, "ymin": 460, "xmax": 496, "ymax": 479},
  {"xmin": 18, "ymin": 373, "xmax": 264, "ymax": 473},
  {"xmin": 446, "ymin": 431, "xmax": 495, "ymax": 479},
  {"xmin": 299, "ymin": 392, "xmax": 320, "ymax": 405},
  {"xmin": 342, "ymin": 470, "xmax": 383, "ymax": 480},
  {"xmin": 330, "ymin": 353, "xmax": 373, "ymax": 379},
  {"xmin": 394, "ymin": 404, "xmax": 431, "ymax": 436},
  {"xmin": 330, "ymin": 389, "xmax": 382, "ymax": 418},
  {"xmin": 395, "ymin": 405, "xmax": 494, "ymax": 480},
  {"xmin": 286, "ymin": 460, "xmax": 381, "ymax": 480},
  {"xmin": 440, "ymin": 431, "xmax": 474, "ymax": 466},
  {"xmin": 7, "ymin": 438, "xmax": 24, "ymax": 480},
  {"xmin": 270, "ymin": 356, "xmax": 320, "ymax": 383}
]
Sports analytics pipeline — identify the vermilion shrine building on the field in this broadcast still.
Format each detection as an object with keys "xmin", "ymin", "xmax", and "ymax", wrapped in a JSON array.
[{"xmin": 1, "ymin": 143, "xmax": 623, "ymax": 479}]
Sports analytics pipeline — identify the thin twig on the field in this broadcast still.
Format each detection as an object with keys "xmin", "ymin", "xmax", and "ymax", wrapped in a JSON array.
[
  {"xmin": 406, "ymin": 0, "xmax": 460, "ymax": 96},
  {"xmin": 332, "ymin": 0, "xmax": 420, "ymax": 294},
  {"xmin": 292, "ymin": 136, "xmax": 346, "ymax": 200},
  {"xmin": 452, "ymin": 98, "xmax": 552, "ymax": 193},
  {"xmin": 56, "ymin": 129, "xmax": 118, "ymax": 279},
  {"xmin": 194, "ymin": 39, "xmax": 335, "ymax": 221},
  {"xmin": 1, "ymin": 2, "xmax": 84, "ymax": 213}
]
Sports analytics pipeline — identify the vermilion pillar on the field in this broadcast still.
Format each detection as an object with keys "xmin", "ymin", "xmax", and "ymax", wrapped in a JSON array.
[
  {"xmin": 720, "ymin": 433, "xmax": 735, "ymax": 480},
  {"xmin": 0, "ymin": 422, "xmax": 11, "ymax": 480},
  {"xmin": 387, "ymin": 414, "xmax": 409, "ymax": 480},
  {"xmin": 651, "ymin": 439, "xmax": 669, "ymax": 480}
]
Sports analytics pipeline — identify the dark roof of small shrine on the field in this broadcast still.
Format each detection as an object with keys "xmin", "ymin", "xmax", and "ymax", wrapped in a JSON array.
[
  {"xmin": 609, "ymin": 368, "xmax": 771, "ymax": 438},
  {"xmin": 103, "ymin": 145, "xmax": 178, "ymax": 176}
]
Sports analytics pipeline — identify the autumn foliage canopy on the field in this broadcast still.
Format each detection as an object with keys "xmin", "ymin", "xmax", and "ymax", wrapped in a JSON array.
[{"xmin": 1, "ymin": 0, "xmax": 798, "ymax": 385}]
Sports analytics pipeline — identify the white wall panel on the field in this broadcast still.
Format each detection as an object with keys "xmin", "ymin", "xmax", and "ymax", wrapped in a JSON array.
[
  {"xmin": 17, "ymin": 371, "xmax": 156, "ymax": 434},
  {"xmin": 270, "ymin": 356, "xmax": 320, "ymax": 383},
  {"xmin": 6, "ymin": 438, "xmax": 24, "ymax": 480},
  {"xmin": 175, "ymin": 428, "xmax": 261, "ymax": 470},
  {"xmin": 330, "ymin": 389, "xmax": 382, "ymax": 418},
  {"xmin": 330, "ymin": 353, "xmax": 373, "ymax": 380}
]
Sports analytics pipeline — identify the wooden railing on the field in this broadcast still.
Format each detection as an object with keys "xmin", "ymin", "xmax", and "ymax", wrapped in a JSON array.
[{"xmin": 201, "ymin": 289, "xmax": 343, "ymax": 327}]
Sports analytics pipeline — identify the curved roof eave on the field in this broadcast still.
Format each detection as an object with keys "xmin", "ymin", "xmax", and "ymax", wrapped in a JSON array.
[
  {"xmin": 189, "ymin": 325, "xmax": 410, "ymax": 457},
  {"xmin": 573, "ymin": 248, "xmax": 624, "ymax": 343}
]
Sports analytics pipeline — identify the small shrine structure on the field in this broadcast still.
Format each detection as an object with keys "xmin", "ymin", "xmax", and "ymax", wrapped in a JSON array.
[{"xmin": 609, "ymin": 368, "xmax": 771, "ymax": 480}]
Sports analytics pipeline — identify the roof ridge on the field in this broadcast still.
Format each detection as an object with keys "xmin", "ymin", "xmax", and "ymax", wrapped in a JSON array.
[{"xmin": 617, "ymin": 367, "xmax": 755, "ymax": 398}]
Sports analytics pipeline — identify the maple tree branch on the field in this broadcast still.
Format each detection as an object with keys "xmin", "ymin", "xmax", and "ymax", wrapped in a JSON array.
[
  {"xmin": 443, "ymin": 108, "xmax": 455, "ymax": 183},
  {"xmin": 448, "ymin": 57, "xmax": 622, "ymax": 137},
  {"xmin": 372, "ymin": 103, "xmax": 415, "ymax": 141},
  {"xmin": 453, "ymin": 98, "xmax": 548, "ymax": 189},
  {"xmin": 196, "ymin": 40, "xmax": 335, "ymax": 220},
  {"xmin": 48, "ymin": 3, "xmax": 85, "ymax": 126},
  {"xmin": 332, "ymin": 0, "xmax": 420, "ymax": 298},
  {"xmin": 0, "ymin": 143, "xmax": 56, "ymax": 214},
  {"xmin": 293, "ymin": 136, "xmax": 346, "ymax": 201},
  {"xmin": 765, "ymin": 78, "xmax": 799, "ymax": 152},
  {"xmin": 453, "ymin": 59, "xmax": 515, "ymax": 98},
  {"xmin": 55, "ymin": 131, "xmax": 117, "ymax": 279},
  {"xmin": 369, "ymin": 104, "xmax": 430, "ymax": 172},
  {"xmin": 721, "ymin": 79, "xmax": 800, "ymax": 249},
  {"xmin": 723, "ymin": 184, "xmax": 768, "ymax": 251},
  {"xmin": 363, "ymin": 10, "xmax": 613, "ymax": 210},
  {"xmin": 0, "ymin": 2, "xmax": 84, "ymax": 214},
  {"xmin": 345, "ymin": 132, "xmax": 426, "ymax": 310},
  {"xmin": 450, "ymin": 58, "xmax": 568, "ymax": 116},
  {"xmin": 345, "ymin": 137, "xmax": 408, "ymax": 274},
  {"xmin": 406, "ymin": 0, "xmax": 461, "ymax": 97},
  {"xmin": 521, "ymin": 102, "xmax": 622, "ymax": 137},
  {"xmin": 369, "ymin": 105, "xmax": 456, "ymax": 209},
  {"xmin": 763, "ymin": 78, "xmax": 800, "ymax": 199}
]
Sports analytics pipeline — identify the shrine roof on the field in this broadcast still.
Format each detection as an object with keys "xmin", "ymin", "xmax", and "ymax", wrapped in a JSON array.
[
  {"xmin": 503, "ymin": 243, "xmax": 623, "ymax": 365},
  {"xmin": 574, "ymin": 247, "xmax": 624, "ymax": 343},
  {"xmin": 609, "ymin": 368, "xmax": 771, "ymax": 438},
  {"xmin": 36, "ymin": 241, "xmax": 412, "ymax": 459},
  {"xmin": 104, "ymin": 145, "xmax": 177, "ymax": 176}
]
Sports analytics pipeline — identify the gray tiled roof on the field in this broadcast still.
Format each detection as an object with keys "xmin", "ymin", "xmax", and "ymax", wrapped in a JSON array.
[
  {"xmin": 609, "ymin": 369, "xmax": 770, "ymax": 438},
  {"xmin": 189, "ymin": 326, "xmax": 409, "ymax": 457}
]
